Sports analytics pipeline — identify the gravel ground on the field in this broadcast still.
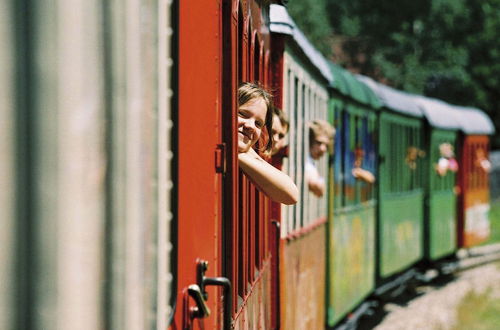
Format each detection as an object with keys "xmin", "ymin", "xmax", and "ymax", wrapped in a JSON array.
[{"xmin": 371, "ymin": 262, "xmax": 500, "ymax": 330}]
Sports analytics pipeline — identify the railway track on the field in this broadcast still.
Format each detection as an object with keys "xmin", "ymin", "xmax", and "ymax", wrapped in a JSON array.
[{"xmin": 436, "ymin": 242, "xmax": 500, "ymax": 277}]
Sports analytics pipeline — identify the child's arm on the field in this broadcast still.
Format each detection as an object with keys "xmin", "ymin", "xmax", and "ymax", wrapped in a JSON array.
[
  {"xmin": 352, "ymin": 167, "xmax": 376, "ymax": 184},
  {"xmin": 306, "ymin": 164, "xmax": 325, "ymax": 197},
  {"xmin": 238, "ymin": 148, "xmax": 298, "ymax": 205}
]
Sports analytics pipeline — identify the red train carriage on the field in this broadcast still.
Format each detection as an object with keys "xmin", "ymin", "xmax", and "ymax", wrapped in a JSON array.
[
  {"xmin": 175, "ymin": 1, "xmax": 276, "ymax": 328},
  {"xmin": 455, "ymin": 107, "xmax": 495, "ymax": 248}
]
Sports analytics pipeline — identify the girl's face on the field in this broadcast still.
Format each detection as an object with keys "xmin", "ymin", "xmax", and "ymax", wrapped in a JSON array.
[{"xmin": 238, "ymin": 97, "xmax": 268, "ymax": 153}]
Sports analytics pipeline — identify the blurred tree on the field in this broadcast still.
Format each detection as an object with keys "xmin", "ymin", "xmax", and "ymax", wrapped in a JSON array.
[
  {"xmin": 285, "ymin": 0, "xmax": 333, "ymax": 56},
  {"xmin": 287, "ymin": 0, "xmax": 500, "ymax": 147}
]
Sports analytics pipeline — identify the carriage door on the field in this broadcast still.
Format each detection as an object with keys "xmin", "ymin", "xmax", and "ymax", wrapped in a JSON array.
[
  {"xmin": 222, "ymin": 1, "xmax": 273, "ymax": 328},
  {"xmin": 174, "ymin": 1, "xmax": 229, "ymax": 329}
]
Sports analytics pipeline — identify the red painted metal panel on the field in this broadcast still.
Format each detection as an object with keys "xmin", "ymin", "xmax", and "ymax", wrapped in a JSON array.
[
  {"xmin": 174, "ymin": 0, "xmax": 223, "ymax": 329},
  {"xmin": 176, "ymin": 1, "xmax": 273, "ymax": 327},
  {"xmin": 457, "ymin": 135, "xmax": 491, "ymax": 247}
]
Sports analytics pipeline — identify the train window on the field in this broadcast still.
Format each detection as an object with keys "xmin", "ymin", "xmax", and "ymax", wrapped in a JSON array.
[
  {"xmin": 476, "ymin": 143, "xmax": 480, "ymax": 189},
  {"xmin": 412, "ymin": 126, "xmax": 422, "ymax": 190},
  {"xmin": 282, "ymin": 67, "xmax": 294, "ymax": 234},
  {"xmin": 230, "ymin": 11, "xmax": 277, "ymax": 315},
  {"xmin": 481, "ymin": 142, "xmax": 488, "ymax": 189},
  {"xmin": 300, "ymin": 84, "xmax": 308, "ymax": 228},
  {"xmin": 468, "ymin": 143, "xmax": 474, "ymax": 190},
  {"xmin": 292, "ymin": 76, "xmax": 300, "ymax": 230},
  {"xmin": 384, "ymin": 120, "xmax": 423, "ymax": 195},
  {"xmin": 360, "ymin": 116, "xmax": 375, "ymax": 202},
  {"xmin": 283, "ymin": 68, "xmax": 297, "ymax": 235},
  {"xmin": 472, "ymin": 143, "xmax": 478, "ymax": 189},
  {"xmin": 403, "ymin": 124, "xmax": 408, "ymax": 192},
  {"xmin": 343, "ymin": 112, "xmax": 354, "ymax": 204},
  {"xmin": 404, "ymin": 126, "xmax": 411, "ymax": 191},
  {"xmin": 434, "ymin": 137, "xmax": 458, "ymax": 192},
  {"xmin": 280, "ymin": 54, "xmax": 329, "ymax": 236},
  {"xmin": 388, "ymin": 123, "xmax": 396, "ymax": 193},
  {"xmin": 393, "ymin": 124, "xmax": 399, "ymax": 192},
  {"xmin": 333, "ymin": 103, "xmax": 344, "ymax": 209},
  {"xmin": 477, "ymin": 142, "xmax": 488, "ymax": 189}
]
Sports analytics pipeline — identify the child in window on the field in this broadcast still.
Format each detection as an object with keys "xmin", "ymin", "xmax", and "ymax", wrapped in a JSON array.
[
  {"xmin": 237, "ymin": 83, "xmax": 298, "ymax": 205},
  {"xmin": 352, "ymin": 147, "xmax": 376, "ymax": 184},
  {"xmin": 270, "ymin": 106, "xmax": 289, "ymax": 157},
  {"xmin": 306, "ymin": 119, "xmax": 335, "ymax": 197}
]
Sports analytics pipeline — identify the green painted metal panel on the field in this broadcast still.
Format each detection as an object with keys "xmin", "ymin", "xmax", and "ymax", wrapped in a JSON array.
[
  {"xmin": 426, "ymin": 129, "xmax": 458, "ymax": 259},
  {"xmin": 378, "ymin": 112, "xmax": 424, "ymax": 277},
  {"xmin": 379, "ymin": 192, "xmax": 424, "ymax": 276},
  {"xmin": 327, "ymin": 204, "xmax": 376, "ymax": 326},
  {"xmin": 429, "ymin": 192, "xmax": 456, "ymax": 259}
]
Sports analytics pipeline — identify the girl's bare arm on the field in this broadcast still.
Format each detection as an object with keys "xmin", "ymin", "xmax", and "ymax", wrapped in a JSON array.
[{"xmin": 238, "ymin": 148, "xmax": 298, "ymax": 205}]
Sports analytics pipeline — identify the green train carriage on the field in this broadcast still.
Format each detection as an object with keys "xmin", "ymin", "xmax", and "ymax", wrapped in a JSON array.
[
  {"xmin": 326, "ymin": 64, "xmax": 381, "ymax": 326},
  {"xmin": 414, "ymin": 97, "xmax": 462, "ymax": 261},
  {"xmin": 358, "ymin": 76, "xmax": 426, "ymax": 287}
]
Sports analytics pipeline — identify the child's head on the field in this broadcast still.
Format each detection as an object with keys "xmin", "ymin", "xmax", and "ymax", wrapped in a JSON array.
[
  {"xmin": 238, "ymin": 82, "xmax": 274, "ymax": 153},
  {"xmin": 271, "ymin": 107, "xmax": 289, "ymax": 155},
  {"xmin": 354, "ymin": 147, "xmax": 365, "ymax": 167},
  {"xmin": 439, "ymin": 143, "xmax": 454, "ymax": 158},
  {"xmin": 309, "ymin": 119, "xmax": 335, "ymax": 160}
]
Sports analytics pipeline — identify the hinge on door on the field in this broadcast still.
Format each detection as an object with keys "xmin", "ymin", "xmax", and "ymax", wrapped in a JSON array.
[{"xmin": 215, "ymin": 143, "xmax": 226, "ymax": 174}]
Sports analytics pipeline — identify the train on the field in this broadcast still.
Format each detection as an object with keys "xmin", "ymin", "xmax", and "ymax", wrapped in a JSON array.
[{"xmin": 1, "ymin": 1, "xmax": 494, "ymax": 330}]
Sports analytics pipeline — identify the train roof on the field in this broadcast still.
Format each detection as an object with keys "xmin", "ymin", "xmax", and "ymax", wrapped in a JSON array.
[
  {"xmin": 415, "ymin": 95, "xmax": 494, "ymax": 134},
  {"xmin": 356, "ymin": 75, "xmax": 424, "ymax": 118},
  {"xmin": 328, "ymin": 63, "xmax": 381, "ymax": 108},
  {"xmin": 413, "ymin": 96, "xmax": 461, "ymax": 130},
  {"xmin": 453, "ymin": 105, "xmax": 495, "ymax": 135},
  {"xmin": 269, "ymin": 4, "xmax": 333, "ymax": 83}
]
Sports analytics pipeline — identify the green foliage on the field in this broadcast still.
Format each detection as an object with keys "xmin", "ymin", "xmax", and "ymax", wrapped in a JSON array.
[
  {"xmin": 286, "ymin": 0, "xmax": 333, "ymax": 56},
  {"xmin": 287, "ymin": 0, "xmax": 500, "ymax": 147}
]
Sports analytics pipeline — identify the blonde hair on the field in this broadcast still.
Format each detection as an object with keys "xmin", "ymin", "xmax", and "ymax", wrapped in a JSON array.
[
  {"xmin": 238, "ymin": 82, "xmax": 274, "ymax": 153},
  {"xmin": 309, "ymin": 119, "xmax": 335, "ymax": 148}
]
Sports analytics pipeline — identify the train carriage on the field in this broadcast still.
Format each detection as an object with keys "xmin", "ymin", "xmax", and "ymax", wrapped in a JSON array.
[
  {"xmin": 327, "ymin": 64, "xmax": 381, "ymax": 326},
  {"xmin": 414, "ymin": 97, "xmax": 462, "ymax": 261},
  {"xmin": 270, "ymin": 4, "xmax": 332, "ymax": 329},
  {"xmin": 177, "ymin": 1, "xmax": 278, "ymax": 329},
  {"xmin": 454, "ymin": 107, "xmax": 495, "ymax": 248},
  {"xmin": 358, "ymin": 76, "xmax": 426, "ymax": 286},
  {"xmin": 3, "ymin": 1, "xmax": 176, "ymax": 329}
]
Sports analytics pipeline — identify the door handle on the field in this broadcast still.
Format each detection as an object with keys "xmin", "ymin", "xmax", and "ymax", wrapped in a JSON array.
[
  {"xmin": 187, "ymin": 284, "xmax": 211, "ymax": 318},
  {"xmin": 197, "ymin": 260, "xmax": 232, "ymax": 330}
]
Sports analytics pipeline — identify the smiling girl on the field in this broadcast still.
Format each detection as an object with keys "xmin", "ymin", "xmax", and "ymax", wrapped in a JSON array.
[{"xmin": 237, "ymin": 83, "xmax": 298, "ymax": 205}]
